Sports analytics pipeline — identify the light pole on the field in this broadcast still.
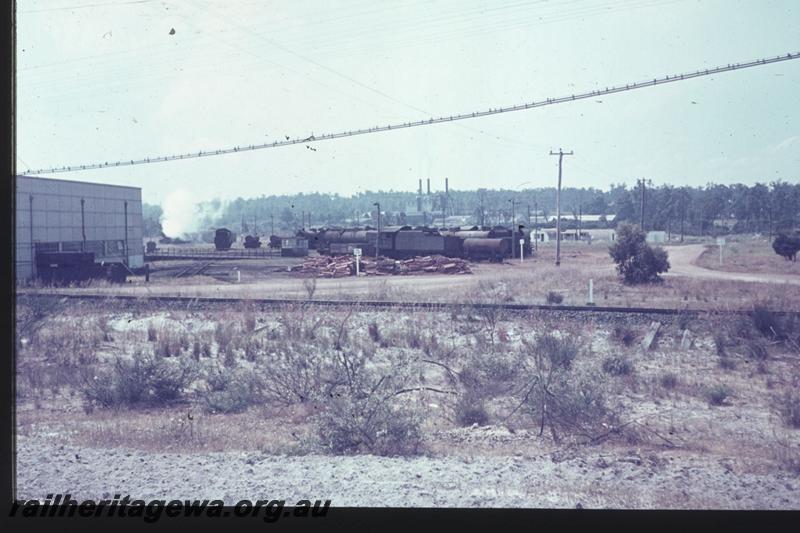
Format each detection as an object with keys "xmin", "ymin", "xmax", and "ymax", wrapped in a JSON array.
[
  {"xmin": 373, "ymin": 202, "xmax": 381, "ymax": 258},
  {"xmin": 508, "ymin": 198, "xmax": 516, "ymax": 258},
  {"xmin": 515, "ymin": 180, "xmax": 537, "ymax": 258}
]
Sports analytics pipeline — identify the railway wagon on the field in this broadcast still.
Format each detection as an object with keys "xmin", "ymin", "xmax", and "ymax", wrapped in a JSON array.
[
  {"xmin": 330, "ymin": 242, "xmax": 375, "ymax": 256},
  {"xmin": 462, "ymin": 238, "xmax": 511, "ymax": 262},
  {"xmin": 35, "ymin": 251, "xmax": 127, "ymax": 285},
  {"xmin": 391, "ymin": 229, "xmax": 463, "ymax": 259},
  {"xmin": 280, "ymin": 237, "xmax": 309, "ymax": 257},
  {"xmin": 243, "ymin": 235, "xmax": 262, "ymax": 248},
  {"xmin": 214, "ymin": 228, "xmax": 235, "ymax": 250},
  {"xmin": 296, "ymin": 228, "xmax": 326, "ymax": 250}
]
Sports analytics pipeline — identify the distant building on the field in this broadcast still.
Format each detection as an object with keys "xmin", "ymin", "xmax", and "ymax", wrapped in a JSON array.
[
  {"xmin": 15, "ymin": 175, "xmax": 144, "ymax": 282},
  {"xmin": 646, "ymin": 231, "xmax": 667, "ymax": 244}
]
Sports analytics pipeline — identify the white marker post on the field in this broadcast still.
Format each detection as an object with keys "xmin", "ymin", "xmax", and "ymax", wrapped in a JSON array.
[
  {"xmin": 354, "ymin": 247, "xmax": 362, "ymax": 276},
  {"xmin": 716, "ymin": 237, "xmax": 726, "ymax": 265},
  {"xmin": 588, "ymin": 278, "xmax": 594, "ymax": 305},
  {"xmin": 519, "ymin": 238, "xmax": 525, "ymax": 263}
]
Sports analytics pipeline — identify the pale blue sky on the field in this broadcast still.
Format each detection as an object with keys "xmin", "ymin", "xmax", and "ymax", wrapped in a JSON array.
[{"xmin": 16, "ymin": 0, "xmax": 800, "ymax": 204}]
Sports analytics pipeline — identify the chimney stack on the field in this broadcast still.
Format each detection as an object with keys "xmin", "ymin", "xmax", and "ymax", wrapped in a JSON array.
[
  {"xmin": 418, "ymin": 179, "xmax": 422, "ymax": 195},
  {"xmin": 426, "ymin": 178, "xmax": 430, "ymax": 195},
  {"xmin": 445, "ymin": 178, "xmax": 449, "ymax": 195}
]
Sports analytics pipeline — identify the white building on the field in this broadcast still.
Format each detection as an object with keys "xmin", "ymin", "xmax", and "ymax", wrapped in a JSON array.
[
  {"xmin": 15, "ymin": 175, "xmax": 144, "ymax": 282},
  {"xmin": 646, "ymin": 231, "xmax": 667, "ymax": 244}
]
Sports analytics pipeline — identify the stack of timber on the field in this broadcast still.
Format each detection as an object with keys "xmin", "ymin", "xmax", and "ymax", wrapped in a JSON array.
[{"xmin": 291, "ymin": 255, "xmax": 472, "ymax": 277}]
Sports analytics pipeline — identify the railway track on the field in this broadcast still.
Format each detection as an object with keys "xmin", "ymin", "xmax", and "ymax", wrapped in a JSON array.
[{"xmin": 16, "ymin": 291, "xmax": 799, "ymax": 317}]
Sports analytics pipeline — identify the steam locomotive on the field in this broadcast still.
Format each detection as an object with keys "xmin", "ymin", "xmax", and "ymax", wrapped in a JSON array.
[{"xmin": 300, "ymin": 225, "xmax": 530, "ymax": 262}]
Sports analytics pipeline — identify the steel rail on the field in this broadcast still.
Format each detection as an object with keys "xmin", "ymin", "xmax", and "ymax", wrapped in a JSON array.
[{"xmin": 17, "ymin": 291, "xmax": 799, "ymax": 317}]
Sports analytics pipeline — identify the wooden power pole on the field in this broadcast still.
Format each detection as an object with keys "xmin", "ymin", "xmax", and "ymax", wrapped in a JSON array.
[{"xmin": 550, "ymin": 149, "xmax": 573, "ymax": 266}]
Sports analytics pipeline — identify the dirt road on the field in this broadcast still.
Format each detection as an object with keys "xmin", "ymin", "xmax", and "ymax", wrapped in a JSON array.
[{"xmin": 664, "ymin": 244, "xmax": 800, "ymax": 286}]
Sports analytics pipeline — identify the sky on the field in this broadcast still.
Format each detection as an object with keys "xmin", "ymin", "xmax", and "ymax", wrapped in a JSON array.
[{"xmin": 15, "ymin": 0, "xmax": 800, "ymax": 205}]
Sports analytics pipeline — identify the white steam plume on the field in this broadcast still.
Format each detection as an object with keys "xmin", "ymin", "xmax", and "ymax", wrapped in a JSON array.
[{"xmin": 161, "ymin": 189, "xmax": 229, "ymax": 238}]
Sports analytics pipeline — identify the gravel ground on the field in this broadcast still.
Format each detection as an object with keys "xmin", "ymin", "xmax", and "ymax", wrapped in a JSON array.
[{"xmin": 16, "ymin": 432, "xmax": 799, "ymax": 509}]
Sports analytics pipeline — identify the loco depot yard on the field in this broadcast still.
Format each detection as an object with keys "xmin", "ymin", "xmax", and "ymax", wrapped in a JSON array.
[
  {"xmin": 14, "ymin": 236, "xmax": 800, "ymax": 508},
  {"xmin": 13, "ymin": 1, "xmax": 800, "ymax": 517}
]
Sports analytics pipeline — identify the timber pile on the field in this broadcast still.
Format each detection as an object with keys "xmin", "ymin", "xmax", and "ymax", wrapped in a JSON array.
[{"xmin": 291, "ymin": 255, "xmax": 471, "ymax": 278}]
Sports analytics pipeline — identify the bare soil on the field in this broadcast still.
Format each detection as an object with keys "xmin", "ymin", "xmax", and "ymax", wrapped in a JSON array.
[{"xmin": 15, "ymin": 302, "xmax": 800, "ymax": 508}]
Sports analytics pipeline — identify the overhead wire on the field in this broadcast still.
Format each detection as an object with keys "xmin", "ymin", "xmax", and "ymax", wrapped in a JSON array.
[{"xmin": 21, "ymin": 51, "xmax": 800, "ymax": 175}]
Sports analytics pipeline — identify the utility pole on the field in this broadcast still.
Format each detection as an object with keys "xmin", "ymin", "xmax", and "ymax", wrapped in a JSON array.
[
  {"xmin": 638, "ymin": 178, "xmax": 645, "ymax": 231},
  {"xmin": 550, "ymin": 149, "xmax": 573, "ymax": 266},
  {"xmin": 679, "ymin": 191, "xmax": 685, "ymax": 243},
  {"xmin": 270, "ymin": 212, "xmax": 274, "ymax": 236},
  {"xmin": 534, "ymin": 200, "xmax": 539, "ymax": 251},
  {"xmin": 638, "ymin": 178, "xmax": 653, "ymax": 232},
  {"xmin": 373, "ymin": 202, "xmax": 381, "ymax": 258}
]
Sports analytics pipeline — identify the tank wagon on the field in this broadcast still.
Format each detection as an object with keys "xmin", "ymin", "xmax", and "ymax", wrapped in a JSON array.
[
  {"xmin": 462, "ymin": 238, "xmax": 511, "ymax": 262},
  {"xmin": 214, "ymin": 228, "xmax": 235, "ymax": 250}
]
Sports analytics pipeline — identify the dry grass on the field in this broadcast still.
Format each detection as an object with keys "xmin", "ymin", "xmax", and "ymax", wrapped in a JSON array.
[
  {"xmin": 695, "ymin": 237, "xmax": 800, "ymax": 276},
  {"xmin": 14, "ymin": 298, "xmax": 800, "ymax": 473}
]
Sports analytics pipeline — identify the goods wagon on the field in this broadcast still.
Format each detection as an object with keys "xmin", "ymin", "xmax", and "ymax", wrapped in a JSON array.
[
  {"xmin": 280, "ymin": 237, "xmax": 309, "ymax": 257},
  {"xmin": 214, "ymin": 228, "xmax": 235, "ymax": 250},
  {"xmin": 35, "ymin": 251, "xmax": 127, "ymax": 285}
]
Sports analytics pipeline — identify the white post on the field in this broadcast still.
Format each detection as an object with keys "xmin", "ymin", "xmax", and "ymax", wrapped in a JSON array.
[
  {"xmin": 519, "ymin": 238, "xmax": 524, "ymax": 263},
  {"xmin": 354, "ymin": 247, "xmax": 362, "ymax": 276},
  {"xmin": 588, "ymin": 278, "xmax": 594, "ymax": 305},
  {"xmin": 719, "ymin": 244, "xmax": 723, "ymax": 265},
  {"xmin": 236, "ymin": 269, "xmax": 241, "ymax": 283}
]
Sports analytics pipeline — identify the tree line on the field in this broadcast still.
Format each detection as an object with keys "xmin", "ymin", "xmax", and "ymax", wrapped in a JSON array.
[{"xmin": 143, "ymin": 180, "xmax": 799, "ymax": 238}]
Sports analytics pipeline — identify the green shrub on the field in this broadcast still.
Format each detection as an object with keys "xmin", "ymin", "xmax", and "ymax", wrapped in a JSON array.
[
  {"xmin": 602, "ymin": 356, "xmax": 634, "ymax": 376},
  {"xmin": 523, "ymin": 367, "xmax": 614, "ymax": 442},
  {"xmin": 718, "ymin": 355, "xmax": 736, "ymax": 370},
  {"xmin": 545, "ymin": 291, "xmax": 564, "ymax": 305},
  {"xmin": 659, "ymin": 372, "xmax": 678, "ymax": 389},
  {"xmin": 454, "ymin": 393, "xmax": 490, "ymax": 427},
  {"xmin": 707, "ymin": 384, "xmax": 732, "ymax": 406},
  {"xmin": 368, "ymin": 321, "xmax": 381, "ymax": 343},
  {"xmin": 202, "ymin": 368, "xmax": 263, "ymax": 414},
  {"xmin": 776, "ymin": 391, "xmax": 800, "ymax": 429},
  {"xmin": 746, "ymin": 340, "xmax": 769, "ymax": 361},
  {"xmin": 83, "ymin": 351, "xmax": 197, "ymax": 409},
  {"xmin": 312, "ymin": 349, "xmax": 423, "ymax": 456},
  {"xmin": 608, "ymin": 223, "xmax": 670, "ymax": 283},
  {"xmin": 752, "ymin": 305, "xmax": 788, "ymax": 340},
  {"xmin": 315, "ymin": 394, "xmax": 423, "ymax": 456},
  {"xmin": 535, "ymin": 333, "xmax": 579, "ymax": 370},
  {"xmin": 611, "ymin": 326, "xmax": 637, "ymax": 347},
  {"xmin": 772, "ymin": 233, "xmax": 800, "ymax": 261}
]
